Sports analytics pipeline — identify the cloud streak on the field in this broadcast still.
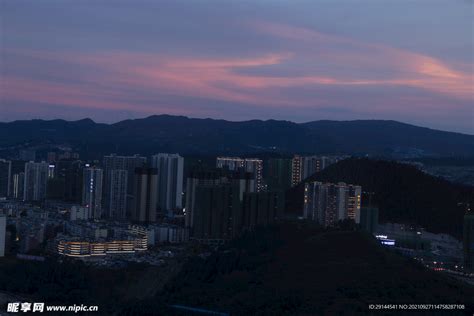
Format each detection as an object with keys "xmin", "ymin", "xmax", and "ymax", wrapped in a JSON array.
[{"xmin": 1, "ymin": 6, "xmax": 472, "ymax": 133}]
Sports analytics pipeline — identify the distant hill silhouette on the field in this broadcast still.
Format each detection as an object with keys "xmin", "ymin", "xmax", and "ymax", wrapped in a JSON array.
[
  {"xmin": 0, "ymin": 115, "xmax": 473, "ymax": 158},
  {"xmin": 286, "ymin": 158, "xmax": 474, "ymax": 239}
]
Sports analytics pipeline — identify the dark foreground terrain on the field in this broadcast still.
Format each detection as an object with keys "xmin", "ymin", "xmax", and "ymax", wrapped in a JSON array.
[{"xmin": 1, "ymin": 222, "xmax": 473, "ymax": 315}]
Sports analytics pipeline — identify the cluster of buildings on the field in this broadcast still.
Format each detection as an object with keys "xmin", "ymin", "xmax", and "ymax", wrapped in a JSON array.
[
  {"xmin": 303, "ymin": 181, "xmax": 362, "ymax": 226},
  {"xmin": 2, "ymin": 148, "xmax": 472, "ymax": 276},
  {"xmin": 0, "ymin": 151, "xmax": 344, "ymax": 255}
]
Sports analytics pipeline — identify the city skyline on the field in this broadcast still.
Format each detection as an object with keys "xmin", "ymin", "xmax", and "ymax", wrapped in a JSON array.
[{"xmin": 1, "ymin": 0, "xmax": 473, "ymax": 134}]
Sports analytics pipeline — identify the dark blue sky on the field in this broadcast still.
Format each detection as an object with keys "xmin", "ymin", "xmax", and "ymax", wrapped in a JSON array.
[{"xmin": 1, "ymin": 0, "xmax": 473, "ymax": 133}]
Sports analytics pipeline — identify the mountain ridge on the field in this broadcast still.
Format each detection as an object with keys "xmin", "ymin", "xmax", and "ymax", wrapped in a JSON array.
[
  {"xmin": 3, "ymin": 115, "xmax": 471, "ymax": 136},
  {"xmin": 0, "ymin": 115, "xmax": 473, "ymax": 158}
]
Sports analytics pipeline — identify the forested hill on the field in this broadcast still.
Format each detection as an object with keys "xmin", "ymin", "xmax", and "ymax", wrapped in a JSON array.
[
  {"xmin": 286, "ymin": 158, "xmax": 474, "ymax": 239},
  {"xmin": 1, "ymin": 115, "xmax": 473, "ymax": 158}
]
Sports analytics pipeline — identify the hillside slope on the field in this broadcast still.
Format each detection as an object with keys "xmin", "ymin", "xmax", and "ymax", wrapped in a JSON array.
[
  {"xmin": 286, "ymin": 158, "xmax": 474, "ymax": 238},
  {"xmin": 127, "ymin": 223, "xmax": 474, "ymax": 315}
]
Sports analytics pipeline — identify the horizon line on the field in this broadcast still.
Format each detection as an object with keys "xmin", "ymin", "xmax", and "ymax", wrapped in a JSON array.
[{"xmin": 0, "ymin": 114, "xmax": 472, "ymax": 136}]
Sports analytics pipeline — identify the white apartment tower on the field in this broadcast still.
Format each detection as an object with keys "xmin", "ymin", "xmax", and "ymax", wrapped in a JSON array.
[
  {"xmin": 82, "ymin": 167, "xmax": 103, "ymax": 219},
  {"xmin": 23, "ymin": 162, "xmax": 49, "ymax": 201},
  {"xmin": 151, "ymin": 153, "xmax": 184, "ymax": 211}
]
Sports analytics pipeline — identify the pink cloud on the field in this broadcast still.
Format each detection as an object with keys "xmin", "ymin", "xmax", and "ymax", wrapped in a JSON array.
[
  {"xmin": 1, "ymin": 21, "xmax": 472, "ymax": 122},
  {"xmin": 251, "ymin": 21, "xmax": 473, "ymax": 100}
]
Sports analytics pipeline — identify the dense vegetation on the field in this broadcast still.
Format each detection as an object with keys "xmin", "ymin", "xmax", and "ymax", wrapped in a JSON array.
[
  {"xmin": 0, "ymin": 257, "xmax": 182, "ymax": 314},
  {"xmin": 1, "ymin": 222, "xmax": 473, "ymax": 315},
  {"xmin": 287, "ymin": 158, "xmax": 474, "ymax": 239},
  {"xmin": 0, "ymin": 222, "xmax": 474, "ymax": 315},
  {"xmin": 130, "ymin": 222, "xmax": 474, "ymax": 315}
]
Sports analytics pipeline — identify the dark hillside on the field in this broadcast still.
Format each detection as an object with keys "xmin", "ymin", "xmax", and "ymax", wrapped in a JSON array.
[{"xmin": 286, "ymin": 158, "xmax": 474, "ymax": 238}]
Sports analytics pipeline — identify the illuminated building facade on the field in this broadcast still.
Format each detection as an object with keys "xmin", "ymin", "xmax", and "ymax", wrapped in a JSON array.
[
  {"xmin": 304, "ymin": 181, "xmax": 362, "ymax": 226},
  {"xmin": 291, "ymin": 155, "xmax": 342, "ymax": 186},
  {"xmin": 57, "ymin": 226, "xmax": 148, "ymax": 257}
]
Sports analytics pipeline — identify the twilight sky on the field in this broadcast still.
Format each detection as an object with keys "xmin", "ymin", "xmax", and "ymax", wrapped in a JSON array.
[{"xmin": 1, "ymin": 0, "xmax": 473, "ymax": 133}]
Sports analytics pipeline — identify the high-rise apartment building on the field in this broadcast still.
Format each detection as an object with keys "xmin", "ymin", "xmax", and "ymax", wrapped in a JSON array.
[
  {"xmin": 109, "ymin": 170, "xmax": 128, "ymax": 219},
  {"xmin": 0, "ymin": 214, "xmax": 5, "ymax": 257},
  {"xmin": 192, "ymin": 184, "xmax": 241, "ymax": 242},
  {"xmin": 24, "ymin": 162, "xmax": 49, "ymax": 201},
  {"xmin": 185, "ymin": 169, "xmax": 255, "ymax": 229},
  {"xmin": 216, "ymin": 157, "xmax": 263, "ymax": 192},
  {"xmin": 151, "ymin": 153, "xmax": 184, "ymax": 211},
  {"xmin": 291, "ymin": 155, "xmax": 342, "ymax": 186},
  {"xmin": 359, "ymin": 207, "xmax": 379, "ymax": 234},
  {"xmin": 291, "ymin": 155, "xmax": 303, "ymax": 186},
  {"xmin": 0, "ymin": 159, "xmax": 11, "ymax": 198},
  {"xmin": 9, "ymin": 160, "xmax": 26, "ymax": 199},
  {"xmin": 56, "ymin": 159, "xmax": 83, "ymax": 203},
  {"xmin": 464, "ymin": 213, "xmax": 474, "ymax": 273},
  {"xmin": 103, "ymin": 154, "xmax": 146, "ymax": 218},
  {"xmin": 82, "ymin": 167, "xmax": 103, "ymax": 219},
  {"xmin": 131, "ymin": 167, "xmax": 158, "ymax": 223},
  {"xmin": 265, "ymin": 158, "xmax": 292, "ymax": 191},
  {"xmin": 241, "ymin": 191, "xmax": 284, "ymax": 229},
  {"xmin": 12, "ymin": 173, "xmax": 25, "ymax": 199},
  {"xmin": 304, "ymin": 181, "xmax": 362, "ymax": 227}
]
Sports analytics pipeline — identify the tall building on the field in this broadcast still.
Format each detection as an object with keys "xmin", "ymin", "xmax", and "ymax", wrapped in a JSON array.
[
  {"xmin": 291, "ymin": 155, "xmax": 342, "ymax": 186},
  {"xmin": 0, "ymin": 214, "xmax": 5, "ymax": 257},
  {"xmin": 241, "ymin": 191, "xmax": 284, "ymax": 229},
  {"xmin": 464, "ymin": 213, "xmax": 474, "ymax": 273},
  {"xmin": 265, "ymin": 158, "xmax": 292, "ymax": 191},
  {"xmin": 151, "ymin": 153, "xmax": 184, "ymax": 211},
  {"xmin": 131, "ymin": 167, "xmax": 158, "ymax": 223},
  {"xmin": 359, "ymin": 207, "xmax": 379, "ymax": 234},
  {"xmin": 56, "ymin": 159, "xmax": 83, "ymax": 203},
  {"xmin": 103, "ymin": 154, "xmax": 146, "ymax": 218},
  {"xmin": 109, "ymin": 170, "xmax": 128, "ymax": 220},
  {"xmin": 216, "ymin": 157, "xmax": 263, "ymax": 192},
  {"xmin": 82, "ymin": 167, "xmax": 103, "ymax": 219},
  {"xmin": 185, "ymin": 169, "xmax": 255, "ymax": 229},
  {"xmin": 291, "ymin": 155, "xmax": 303, "ymax": 186},
  {"xmin": 24, "ymin": 162, "xmax": 49, "ymax": 201},
  {"xmin": 304, "ymin": 181, "xmax": 362, "ymax": 227},
  {"xmin": 185, "ymin": 169, "xmax": 226, "ymax": 228},
  {"xmin": 192, "ymin": 184, "xmax": 241, "ymax": 242},
  {"xmin": 8, "ymin": 160, "xmax": 26, "ymax": 199},
  {"xmin": 12, "ymin": 173, "xmax": 25, "ymax": 199},
  {"xmin": 347, "ymin": 185, "xmax": 362, "ymax": 221},
  {"xmin": 0, "ymin": 159, "xmax": 11, "ymax": 198}
]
